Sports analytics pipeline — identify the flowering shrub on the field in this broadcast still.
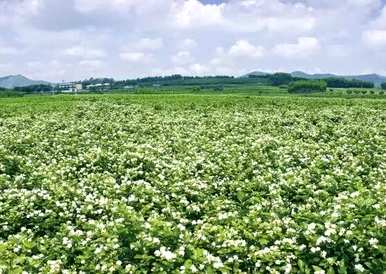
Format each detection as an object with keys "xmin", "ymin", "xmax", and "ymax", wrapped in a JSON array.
[{"xmin": 0, "ymin": 95, "xmax": 386, "ymax": 273}]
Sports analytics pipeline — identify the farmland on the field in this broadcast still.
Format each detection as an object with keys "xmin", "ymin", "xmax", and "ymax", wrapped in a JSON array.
[{"xmin": 1, "ymin": 93, "xmax": 386, "ymax": 273}]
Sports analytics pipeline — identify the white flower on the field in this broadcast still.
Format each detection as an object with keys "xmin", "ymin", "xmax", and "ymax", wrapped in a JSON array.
[
  {"xmin": 154, "ymin": 246, "xmax": 176, "ymax": 261},
  {"xmin": 177, "ymin": 223, "xmax": 186, "ymax": 231},
  {"xmin": 47, "ymin": 260, "xmax": 62, "ymax": 272},
  {"xmin": 316, "ymin": 236, "xmax": 329, "ymax": 246},
  {"xmin": 284, "ymin": 263, "xmax": 292, "ymax": 274},
  {"xmin": 307, "ymin": 223, "xmax": 317, "ymax": 231},
  {"xmin": 299, "ymin": 244, "xmax": 306, "ymax": 251},
  {"xmin": 190, "ymin": 265, "xmax": 198, "ymax": 273},
  {"xmin": 213, "ymin": 261, "xmax": 224, "ymax": 269},
  {"xmin": 354, "ymin": 264, "xmax": 365, "ymax": 272},
  {"xmin": 369, "ymin": 238, "xmax": 379, "ymax": 247}
]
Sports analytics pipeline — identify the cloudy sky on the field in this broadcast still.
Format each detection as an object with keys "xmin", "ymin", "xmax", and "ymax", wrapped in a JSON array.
[{"xmin": 1, "ymin": 0, "xmax": 386, "ymax": 82}]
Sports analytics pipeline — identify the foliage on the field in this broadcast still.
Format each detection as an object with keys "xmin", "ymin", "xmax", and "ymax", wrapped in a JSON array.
[
  {"xmin": 325, "ymin": 78, "xmax": 374, "ymax": 89},
  {"xmin": 0, "ymin": 94, "xmax": 386, "ymax": 273},
  {"xmin": 47, "ymin": 74, "xmax": 378, "ymax": 92},
  {"xmin": 0, "ymin": 90, "xmax": 25, "ymax": 98},
  {"xmin": 112, "ymin": 75, "xmax": 244, "ymax": 89},
  {"xmin": 288, "ymin": 80, "xmax": 327, "ymax": 93},
  {"xmin": 270, "ymin": 73, "xmax": 293, "ymax": 86},
  {"xmin": 381, "ymin": 82, "xmax": 386, "ymax": 90},
  {"xmin": 248, "ymin": 73, "xmax": 305, "ymax": 86},
  {"xmin": 14, "ymin": 84, "xmax": 53, "ymax": 93},
  {"xmin": 213, "ymin": 85, "xmax": 224, "ymax": 91}
]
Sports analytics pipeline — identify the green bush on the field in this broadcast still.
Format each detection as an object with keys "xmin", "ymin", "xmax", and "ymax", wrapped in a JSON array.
[
  {"xmin": 354, "ymin": 89, "xmax": 361, "ymax": 95},
  {"xmin": 213, "ymin": 85, "xmax": 224, "ymax": 92},
  {"xmin": 0, "ymin": 90, "xmax": 25, "ymax": 97},
  {"xmin": 288, "ymin": 80, "xmax": 327, "ymax": 93},
  {"xmin": 192, "ymin": 87, "xmax": 201, "ymax": 92}
]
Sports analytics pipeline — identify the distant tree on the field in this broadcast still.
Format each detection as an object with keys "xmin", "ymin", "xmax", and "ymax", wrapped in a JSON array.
[
  {"xmin": 369, "ymin": 90, "xmax": 375, "ymax": 95},
  {"xmin": 288, "ymin": 80, "xmax": 327, "ymax": 93},
  {"xmin": 325, "ymin": 77, "xmax": 374, "ymax": 88},
  {"xmin": 270, "ymin": 73, "xmax": 293, "ymax": 86},
  {"xmin": 379, "ymin": 91, "xmax": 385, "ymax": 95},
  {"xmin": 346, "ymin": 90, "xmax": 352, "ymax": 95},
  {"xmin": 213, "ymin": 85, "xmax": 224, "ymax": 91},
  {"xmin": 0, "ymin": 90, "xmax": 25, "ymax": 97},
  {"xmin": 381, "ymin": 82, "xmax": 386, "ymax": 90},
  {"xmin": 14, "ymin": 84, "xmax": 52, "ymax": 93},
  {"xmin": 361, "ymin": 90, "xmax": 368, "ymax": 95}
]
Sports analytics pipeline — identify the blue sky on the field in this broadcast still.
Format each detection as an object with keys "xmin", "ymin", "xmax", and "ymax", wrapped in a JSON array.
[{"xmin": 1, "ymin": 0, "xmax": 386, "ymax": 81}]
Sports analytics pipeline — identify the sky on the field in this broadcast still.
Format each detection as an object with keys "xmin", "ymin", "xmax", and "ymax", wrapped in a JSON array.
[{"xmin": 1, "ymin": 0, "xmax": 386, "ymax": 82}]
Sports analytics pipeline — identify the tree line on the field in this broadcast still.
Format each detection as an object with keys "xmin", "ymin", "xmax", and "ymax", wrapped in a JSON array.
[
  {"xmin": 288, "ymin": 80, "xmax": 327, "ymax": 93},
  {"xmin": 249, "ymin": 73, "xmax": 375, "ymax": 88},
  {"xmin": 2, "ymin": 75, "xmax": 385, "ymax": 95},
  {"xmin": 14, "ymin": 84, "xmax": 53, "ymax": 93}
]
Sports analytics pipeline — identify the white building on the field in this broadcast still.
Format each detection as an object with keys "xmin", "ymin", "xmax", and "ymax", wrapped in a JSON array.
[
  {"xmin": 86, "ymin": 83, "xmax": 111, "ymax": 91},
  {"xmin": 57, "ymin": 82, "xmax": 82, "ymax": 93}
]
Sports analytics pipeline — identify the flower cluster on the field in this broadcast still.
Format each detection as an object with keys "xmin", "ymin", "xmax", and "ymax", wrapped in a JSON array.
[{"xmin": 0, "ymin": 95, "xmax": 385, "ymax": 273}]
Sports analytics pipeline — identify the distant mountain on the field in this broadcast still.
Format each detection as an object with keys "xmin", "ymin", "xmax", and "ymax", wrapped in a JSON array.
[
  {"xmin": 291, "ymin": 71, "xmax": 337, "ymax": 79},
  {"xmin": 245, "ymin": 71, "xmax": 270, "ymax": 77},
  {"xmin": 245, "ymin": 71, "xmax": 386, "ymax": 87},
  {"xmin": 0, "ymin": 75, "xmax": 50, "ymax": 89},
  {"xmin": 343, "ymin": 74, "xmax": 386, "ymax": 87},
  {"xmin": 291, "ymin": 71, "xmax": 386, "ymax": 87}
]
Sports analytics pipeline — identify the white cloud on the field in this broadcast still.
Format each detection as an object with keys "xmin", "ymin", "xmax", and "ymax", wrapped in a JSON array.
[
  {"xmin": 63, "ymin": 46, "xmax": 106, "ymax": 59},
  {"xmin": 74, "ymin": 0, "xmax": 138, "ymax": 13},
  {"xmin": 220, "ymin": 0, "xmax": 316, "ymax": 34},
  {"xmin": 189, "ymin": 63, "xmax": 210, "ymax": 75},
  {"xmin": 1, "ymin": 0, "xmax": 386, "ymax": 80},
  {"xmin": 363, "ymin": 30, "xmax": 386, "ymax": 48},
  {"xmin": 120, "ymin": 51, "xmax": 152, "ymax": 63},
  {"xmin": 326, "ymin": 44, "xmax": 352, "ymax": 57},
  {"xmin": 136, "ymin": 38, "xmax": 164, "ymax": 51},
  {"xmin": 228, "ymin": 40, "xmax": 264, "ymax": 58},
  {"xmin": 273, "ymin": 37, "xmax": 320, "ymax": 58},
  {"xmin": 79, "ymin": 59, "xmax": 103, "ymax": 67},
  {"xmin": 178, "ymin": 38, "xmax": 197, "ymax": 50},
  {"xmin": 371, "ymin": 6, "xmax": 386, "ymax": 28},
  {"xmin": 172, "ymin": 0, "xmax": 225, "ymax": 28},
  {"xmin": 172, "ymin": 51, "xmax": 194, "ymax": 65},
  {"xmin": 346, "ymin": 0, "xmax": 381, "ymax": 8},
  {"xmin": 0, "ymin": 46, "xmax": 19, "ymax": 56}
]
